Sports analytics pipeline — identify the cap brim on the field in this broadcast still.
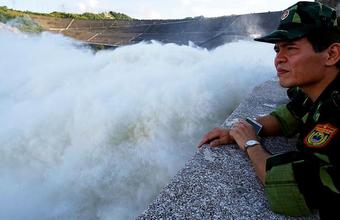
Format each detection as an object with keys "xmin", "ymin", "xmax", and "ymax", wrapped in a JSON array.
[{"xmin": 254, "ymin": 28, "xmax": 307, "ymax": 43}]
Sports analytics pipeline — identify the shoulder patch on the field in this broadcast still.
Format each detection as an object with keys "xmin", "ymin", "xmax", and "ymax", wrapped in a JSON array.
[{"xmin": 304, "ymin": 123, "xmax": 338, "ymax": 148}]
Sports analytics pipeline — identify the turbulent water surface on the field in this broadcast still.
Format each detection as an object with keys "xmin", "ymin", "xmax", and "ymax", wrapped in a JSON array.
[{"xmin": 0, "ymin": 25, "xmax": 275, "ymax": 220}]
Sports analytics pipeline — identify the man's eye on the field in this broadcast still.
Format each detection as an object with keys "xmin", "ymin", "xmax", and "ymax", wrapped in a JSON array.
[
  {"xmin": 287, "ymin": 47, "xmax": 297, "ymax": 50},
  {"xmin": 274, "ymin": 47, "xmax": 279, "ymax": 53}
]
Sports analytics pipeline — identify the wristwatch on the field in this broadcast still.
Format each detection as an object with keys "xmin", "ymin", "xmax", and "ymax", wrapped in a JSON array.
[{"xmin": 244, "ymin": 140, "xmax": 260, "ymax": 151}]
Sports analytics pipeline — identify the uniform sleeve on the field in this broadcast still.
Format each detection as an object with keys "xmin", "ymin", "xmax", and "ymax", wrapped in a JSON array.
[
  {"xmin": 270, "ymin": 87, "xmax": 310, "ymax": 137},
  {"xmin": 291, "ymin": 152, "xmax": 340, "ymax": 218},
  {"xmin": 264, "ymin": 152, "xmax": 313, "ymax": 216},
  {"xmin": 270, "ymin": 105, "xmax": 299, "ymax": 137},
  {"xmin": 265, "ymin": 152, "xmax": 340, "ymax": 216}
]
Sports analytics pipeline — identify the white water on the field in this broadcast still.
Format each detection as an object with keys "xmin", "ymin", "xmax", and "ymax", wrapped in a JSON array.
[{"xmin": 0, "ymin": 27, "xmax": 275, "ymax": 220}]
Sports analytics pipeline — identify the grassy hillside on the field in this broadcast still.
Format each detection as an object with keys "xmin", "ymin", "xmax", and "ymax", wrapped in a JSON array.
[
  {"xmin": 48, "ymin": 11, "xmax": 132, "ymax": 20},
  {"xmin": 0, "ymin": 6, "xmax": 132, "ymax": 22},
  {"xmin": 0, "ymin": 7, "xmax": 43, "ymax": 33},
  {"xmin": 0, "ymin": 6, "xmax": 132, "ymax": 33}
]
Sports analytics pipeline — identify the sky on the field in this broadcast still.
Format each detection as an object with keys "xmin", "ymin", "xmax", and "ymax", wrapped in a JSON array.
[{"xmin": 1, "ymin": 0, "xmax": 313, "ymax": 19}]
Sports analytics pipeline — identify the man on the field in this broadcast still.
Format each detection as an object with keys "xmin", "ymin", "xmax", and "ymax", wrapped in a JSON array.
[{"xmin": 198, "ymin": 1, "xmax": 339, "ymax": 219}]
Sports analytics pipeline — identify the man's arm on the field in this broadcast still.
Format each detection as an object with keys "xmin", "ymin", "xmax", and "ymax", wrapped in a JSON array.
[
  {"xmin": 246, "ymin": 145, "xmax": 270, "ymax": 184},
  {"xmin": 229, "ymin": 119, "xmax": 271, "ymax": 184},
  {"xmin": 197, "ymin": 115, "xmax": 283, "ymax": 184},
  {"xmin": 256, "ymin": 115, "xmax": 283, "ymax": 136},
  {"xmin": 230, "ymin": 116, "xmax": 283, "ymax": 184},
  {"xmin": 197, "ymin": 114, "xmax": 282, "ymax": 148}
]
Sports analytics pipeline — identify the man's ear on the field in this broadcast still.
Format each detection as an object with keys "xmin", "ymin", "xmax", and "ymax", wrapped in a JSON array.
[{"xmin": 325, "ymin": 43, "xmax": 340, "ymax": 66}]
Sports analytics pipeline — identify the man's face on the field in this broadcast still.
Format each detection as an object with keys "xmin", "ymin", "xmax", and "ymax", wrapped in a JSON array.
[{"xmin": 274, "ymin": 37, "xmax": 327, "ymax": 89}]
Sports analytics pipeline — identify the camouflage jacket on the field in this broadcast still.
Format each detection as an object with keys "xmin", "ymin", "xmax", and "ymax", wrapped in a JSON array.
[{"xmin": 269, "ymin": 73, "xmax": 340, "ymax": 218}]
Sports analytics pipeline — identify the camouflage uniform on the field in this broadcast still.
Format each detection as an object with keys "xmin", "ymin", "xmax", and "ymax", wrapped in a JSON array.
[
  {"xmin": 269, "ymin": 75, "xmax": 340, "ymax": 218},
  {"xmin": 254, "ymin": 1, "xmax": 340, "ymax": 218}
]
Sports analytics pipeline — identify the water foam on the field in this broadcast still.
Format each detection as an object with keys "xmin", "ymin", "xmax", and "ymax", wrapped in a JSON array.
[{"xmin": 0, "ymin": 28, "xmax": 275, "ymax": 219}]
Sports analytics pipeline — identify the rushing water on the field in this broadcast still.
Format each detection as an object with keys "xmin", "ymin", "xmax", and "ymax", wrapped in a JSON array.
[{"xmin": 0, "ymin": 26, "xmax": 275, "ymax": 220}]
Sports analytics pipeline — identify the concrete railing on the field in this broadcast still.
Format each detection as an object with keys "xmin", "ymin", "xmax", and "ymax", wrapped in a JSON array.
[{"xmin": 137, "ymin": 80, "xmax": 320, "ymax": 220}]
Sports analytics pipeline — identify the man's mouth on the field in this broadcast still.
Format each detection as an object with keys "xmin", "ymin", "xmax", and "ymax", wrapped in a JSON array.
[{"xmin": 276, "ymin": 68, "xmax": 289, "ymax": 76}]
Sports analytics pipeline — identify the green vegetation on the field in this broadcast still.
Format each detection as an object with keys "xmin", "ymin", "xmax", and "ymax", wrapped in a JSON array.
[
  {"xmin": 0, "ymin": 6, "xmax": 132, "ymax": 21},
  {"xmin": 0, "ymin": 6, "xmax": 43, "ymax": 33},
  {"xmin": 0, "ymin": 6, "xmax": 46, "ymax": 22},
  {"xmin": 8, "ymin": 16, "xmax": 44, "ymax": 33},
  {"xmin": 49, "ymin": 11, "xmax": 132, "ymax": 20},
  {"xmin": 0, "ymin": 6, "xmax": 16, "ymax": 21},
  {"xmin": 0, "ymin": 6, "xmax": 132, "ymax": 33}
]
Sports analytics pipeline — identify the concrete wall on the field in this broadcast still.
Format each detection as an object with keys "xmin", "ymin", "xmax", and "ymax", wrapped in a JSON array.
[
  {"xmin": 137, "ymin": 80, "xmax": 320, "ymax": 219},
  {"xmin": 29, "ymin": 12, "xmax": 281, "ymax": 49}
]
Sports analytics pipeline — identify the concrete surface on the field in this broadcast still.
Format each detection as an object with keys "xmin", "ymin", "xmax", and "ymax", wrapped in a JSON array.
[{"xmin": 137, "ymin": 79, "xmax": 320, "ymax": 220}]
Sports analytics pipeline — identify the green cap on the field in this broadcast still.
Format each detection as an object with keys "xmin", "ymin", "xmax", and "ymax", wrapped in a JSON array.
[{"xmin": 255, "ymin": 1, "xmax": 339, "ymax": 43}]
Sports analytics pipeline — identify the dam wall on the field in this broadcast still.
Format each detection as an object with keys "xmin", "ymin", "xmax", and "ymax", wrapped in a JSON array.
[
  {"xmin": 26, "ymin": 0, "xmax": 339, "ymax": 50},
  {"xmin": 29, "ymin": 12, "xmax": 281, "ymax": 49},
  {"xmin": 137, "ymin": 80, "xmax": 320, "ymax": 219}
]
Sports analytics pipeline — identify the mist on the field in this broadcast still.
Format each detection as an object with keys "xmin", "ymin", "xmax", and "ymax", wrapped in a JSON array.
[{"xmin": 0, "ymin": 26, "xmax": 275, "ymax": 220}]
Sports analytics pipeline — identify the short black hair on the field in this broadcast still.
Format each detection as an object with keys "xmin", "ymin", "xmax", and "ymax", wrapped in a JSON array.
[{"xmin": 306, "ymin": 17, "xmax": 340, "ymax": 68}]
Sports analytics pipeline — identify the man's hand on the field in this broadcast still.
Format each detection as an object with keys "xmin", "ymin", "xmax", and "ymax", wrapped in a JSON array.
[
  {"xmin": 229, "ymin": 119, "xmax": 259, "ymax": 151},
  {"xmin": 197, "ymin": 127, "xmax": 234, "ymax": 148}
]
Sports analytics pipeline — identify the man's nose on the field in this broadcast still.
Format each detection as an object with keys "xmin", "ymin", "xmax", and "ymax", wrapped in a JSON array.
[{"xmin": 274, "ymin": 51, "xmax": 287, "ymax": 66}]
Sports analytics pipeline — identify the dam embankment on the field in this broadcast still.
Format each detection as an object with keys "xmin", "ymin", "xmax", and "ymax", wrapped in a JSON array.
[
  {"xmin": 137, "ymin": 80, "xmax": 320, "ymax": 220},
  {"xmin": 29, "ymin": 12, "xmax": 281, "ymax": 49}
]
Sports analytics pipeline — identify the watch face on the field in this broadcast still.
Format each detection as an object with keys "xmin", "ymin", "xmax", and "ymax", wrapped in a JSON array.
[
  {"xmin": 245, "ymin": 140, "xmax": 260, "ymax": 150},
  {"xmin": 246, "ymin": 140, "xmax": 258, "ymax": 146}
]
